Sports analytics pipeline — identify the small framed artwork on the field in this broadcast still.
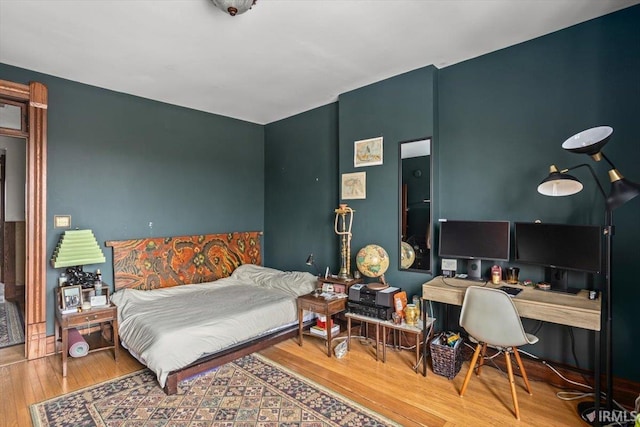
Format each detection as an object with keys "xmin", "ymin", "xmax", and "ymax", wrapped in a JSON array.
[
  {"xmin": 341, "ymin": 172, "xmax": 366, "ymax": 200},
  {"xmin": 354, "ymin": 136, "xmax": 383, "ymax": 167},
  {"xmin": 54, "ymin": 215, "xmax": 71, "ymax": 228},
  {"xmin": 61, "ymin": 285, "xmax": 83, "ymax": 310}
]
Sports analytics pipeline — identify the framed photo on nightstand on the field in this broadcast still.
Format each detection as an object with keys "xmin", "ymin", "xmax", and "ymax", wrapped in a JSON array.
[{"xmin": 61, "ymin": 285, "xmax": 82, "ymax": 310}]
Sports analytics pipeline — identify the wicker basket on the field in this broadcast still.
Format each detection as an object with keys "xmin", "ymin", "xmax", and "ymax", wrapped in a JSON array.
[{"xmin": 430, "ymin": 334, "xmax": 464, "ymax": 379}]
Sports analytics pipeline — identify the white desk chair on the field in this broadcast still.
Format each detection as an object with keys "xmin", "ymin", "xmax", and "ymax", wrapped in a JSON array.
[{"xmin": 458, "ymin": 286, "xmax": 539, "ymax": 420}]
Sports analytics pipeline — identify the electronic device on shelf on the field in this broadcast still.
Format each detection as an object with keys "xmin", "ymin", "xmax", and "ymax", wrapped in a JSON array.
[
  {"xmin": 438, "ymin": 219, "xmax": 510, "ymax": 281},
  {"xmin": 514, "ymin": 222, "xmax": 602, "ymax": 294},
  {"xmin": 347, "ymin": 284, "xmax": 400, "ymax": 320},
  {"xmin": 348, "ymin": 284, "xmax": 399, "ymax": 307}
]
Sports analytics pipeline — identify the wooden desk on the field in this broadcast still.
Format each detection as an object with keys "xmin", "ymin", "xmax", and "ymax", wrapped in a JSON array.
[
  {"xmin": 422, "ymin": 276, "xmax": 601, "ymax": 331},
  {"xmin": 422, "ymin": 275, "xmax": 603, "ymax": 424}
]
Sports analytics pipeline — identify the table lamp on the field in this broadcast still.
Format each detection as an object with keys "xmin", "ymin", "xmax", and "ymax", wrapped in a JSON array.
[
  {"xmin": 305, "ymin": 253, "xmax": 322, "ymax": 277},
  {"xmin": 51, "ymin": 229, "xmax": 106, "ymax": 287}
]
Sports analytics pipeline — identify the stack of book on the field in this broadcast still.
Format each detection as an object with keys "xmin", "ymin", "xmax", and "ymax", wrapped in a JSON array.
[
  {"xmin": 309, "ymin": 324, "xmax": 340, "ymax": 338},
  {"xmin": 316, "ymin": 315, "xmax": 333, "ymax": 329}
]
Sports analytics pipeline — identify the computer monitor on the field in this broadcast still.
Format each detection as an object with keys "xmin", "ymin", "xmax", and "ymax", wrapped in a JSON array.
[
  {"xmin": 438, "ymin": 220, "xmax": 510, "ymax": 280},
  {"xmin": 514, "ymin": 222, "xmax": 602, "ymax": 293}
]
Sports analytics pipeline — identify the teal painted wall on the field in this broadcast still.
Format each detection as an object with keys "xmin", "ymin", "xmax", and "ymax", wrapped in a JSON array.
[
  {"xmin": 437, "ymin": 7, "xmax": 639, "ymax": 380},
  {"xmin": 0, "ymin": 63, "xmax": 265, "ymax": 335},
  {"xmin": 264, "ymin": 104, "xmax": 339, "ymax": 272},
  {"xmin": 338, "ymin": 66, "xmax": 438, "ymax": 299},
  {"xmin": 267, "ymin": 6, "xmax": 639, "ymax": 381}
]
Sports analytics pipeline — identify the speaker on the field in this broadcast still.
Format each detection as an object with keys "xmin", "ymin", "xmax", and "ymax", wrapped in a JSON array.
[
  {"xmin": 348, "ymin": 284, "xmax": 364, "ymax": 302},
  {"xmin": 374, "ymin": 287, "xmax": 400, "ymax": 307}
]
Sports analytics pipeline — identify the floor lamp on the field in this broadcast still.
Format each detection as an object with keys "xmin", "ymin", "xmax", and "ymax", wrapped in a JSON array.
[{"xmin": 537, "ymin": 126, "xmax": 640, "ymax": 425}]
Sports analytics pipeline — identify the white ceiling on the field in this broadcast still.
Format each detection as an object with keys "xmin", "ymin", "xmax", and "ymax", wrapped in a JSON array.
[{"xmin": 1, "ymin": 0, "xmax": 638, "ymax": 125}]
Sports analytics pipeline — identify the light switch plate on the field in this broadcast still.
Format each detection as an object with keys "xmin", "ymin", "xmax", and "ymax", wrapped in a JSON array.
[{"xmin": 54, "ymin": 215, "xmax": 71, "ymax": 228}]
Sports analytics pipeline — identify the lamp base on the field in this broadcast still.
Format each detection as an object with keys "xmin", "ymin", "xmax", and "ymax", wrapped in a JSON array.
[{"xmin": 577, "ymin": 401, "xmax": 637, "ymax": 426}]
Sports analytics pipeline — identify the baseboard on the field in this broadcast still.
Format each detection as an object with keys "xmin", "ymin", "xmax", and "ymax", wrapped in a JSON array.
[
  {"xmin": 480, "ymin": 346, "xmax": 639, "ymax": 410},
  {"xmin": 46, "ymin": 335, "xmax": 56, "ymax": 355}
]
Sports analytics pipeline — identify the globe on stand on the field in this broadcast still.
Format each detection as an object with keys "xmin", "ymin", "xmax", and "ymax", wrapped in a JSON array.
[{"xmin": 355, "ymin": 244, "xmax": 390, "ymax": 290}]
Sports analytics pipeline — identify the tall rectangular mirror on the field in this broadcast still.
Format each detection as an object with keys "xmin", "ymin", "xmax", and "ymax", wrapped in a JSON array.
[{"xmin": 399, "ymin": 137, "xmax": 432, "ymax": 273}]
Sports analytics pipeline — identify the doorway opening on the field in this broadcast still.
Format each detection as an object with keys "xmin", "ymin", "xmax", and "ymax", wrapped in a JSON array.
[
  {"xmin": 0, "ymin": 79, "xmax": 48, "ymax": 364},
  {"xmin": 0, "ymin": 136, "xmax": 27, "ymax": 358}
]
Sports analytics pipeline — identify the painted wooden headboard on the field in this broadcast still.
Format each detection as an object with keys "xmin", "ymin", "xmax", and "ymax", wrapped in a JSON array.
[{"xmin": 105, "ymin": 231, "xmax": 262, "ymax": 290}]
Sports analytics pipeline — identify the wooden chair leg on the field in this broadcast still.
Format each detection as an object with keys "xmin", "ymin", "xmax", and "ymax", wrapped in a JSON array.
[
  {"xmin": 505, "ymin": 351, "xmax": 520, "ymax": 420},
  {"xmin": 476, "ymin": 343, "xmax": 487, "ymax": 377},
  {"xmin": 460, "ymin": 343, "xmax": 482, "ymax": 397},
  {"xmin": 513, "ymin": 346, "xmax": 533, "ymax": 395}
]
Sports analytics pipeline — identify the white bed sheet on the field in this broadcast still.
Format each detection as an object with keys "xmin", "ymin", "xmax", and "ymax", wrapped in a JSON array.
[{"xmin": 110, "ymin": 268, "xmax": 316, "ymax": 387}]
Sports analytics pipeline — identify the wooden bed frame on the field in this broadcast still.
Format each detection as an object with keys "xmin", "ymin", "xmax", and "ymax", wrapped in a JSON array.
[{"xmin": 105, "ymin": 231, "xmax": 309, "ymax": 395}]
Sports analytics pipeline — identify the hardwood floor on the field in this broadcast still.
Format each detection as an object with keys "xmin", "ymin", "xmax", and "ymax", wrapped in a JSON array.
[
  {"xmin": 0, "ymin": 343, "xmax": 25, "ymax": 366},
  {"xmin": 262, "ymin": 337, "xmax": 589, "ymax": 426},
  {"xmin": 1, "ymin": 333, "xmax": 590, "ymax": 426}
]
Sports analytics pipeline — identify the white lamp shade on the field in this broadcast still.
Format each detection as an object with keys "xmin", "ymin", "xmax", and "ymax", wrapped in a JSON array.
[
  {"xmin": 51, "ymin": 229, "xmax": 106, "ymax": 268},
  {"xmin": 537, "ymin": 172, "xmax": 584, "ymax": 196},
  {"xmin": 562, "ymin": 126, "xmax": 613, "ymax": 155}
]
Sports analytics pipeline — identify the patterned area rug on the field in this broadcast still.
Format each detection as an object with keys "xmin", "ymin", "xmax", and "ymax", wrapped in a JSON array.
[
  {"xmin": 0, "ymin": 301, "xmax": 25, "ymax": 348},
  {"xmin": 31, "ymin": 353, "xmax": 400, "ymax": 426}
]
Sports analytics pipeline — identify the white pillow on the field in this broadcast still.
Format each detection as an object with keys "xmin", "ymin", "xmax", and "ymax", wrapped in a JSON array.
[{"xmin": 231, "ymin": 264, "xmax": 316, "ymax": 296}]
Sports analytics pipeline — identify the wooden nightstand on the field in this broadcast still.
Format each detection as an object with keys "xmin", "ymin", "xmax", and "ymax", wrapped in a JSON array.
[
  {"xmin": 315, "ymin": 276, "xmax": 362, "ymax": 294},
  {"xmin": 297, "ymin": 293, "xmax": 347, "ymax": 357},
  {"xmin": 54, "ymin": 288, "xmax": 119, "ymax": 377}
]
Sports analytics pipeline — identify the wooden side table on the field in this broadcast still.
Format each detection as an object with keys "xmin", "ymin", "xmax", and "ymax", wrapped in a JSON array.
[
  {"xmin": 345, "ymin": 312, "xmax": 382, "ymax": 360},
  {"xmin": 297, "ymin": 293, "xmax": 347, "ymax": 357},
  {"xmin": 316, "ymin": 276, "xmax": 362, "ymax": 294},
  {"xmin": 54, "ymin": 289, "xmax": 119, "ymax": 377},
  {"xmin": 380, "ymin": 317, "xmax": 435, "ymax": 373},
  {"xmin": 345, "ymin": 311, "xmax": 435, "ymax": 373}
]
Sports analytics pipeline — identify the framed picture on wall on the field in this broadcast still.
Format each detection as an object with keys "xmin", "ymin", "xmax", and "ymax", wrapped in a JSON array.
[
  {"xmin": 341, "ymin": 172, "xmax": 366, "ymax": 200},
  {"xmin": 354, "ymin": 136, "xmax": 383, "ymax": 167}
]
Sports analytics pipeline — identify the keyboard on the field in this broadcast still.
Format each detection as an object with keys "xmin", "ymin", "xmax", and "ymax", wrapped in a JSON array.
[{"xmin": 499, "ymin": 286, "xmax": 522, "ymax": 297}]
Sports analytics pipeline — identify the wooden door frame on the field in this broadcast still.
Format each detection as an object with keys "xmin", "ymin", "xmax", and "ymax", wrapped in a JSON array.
[
  {"xmin": 0, "ymin": 79, "xmax": 48, "ymax": 359},
  {"xmin": 1, "ymin": 153, "xmax": 5, "ymax": 283}
]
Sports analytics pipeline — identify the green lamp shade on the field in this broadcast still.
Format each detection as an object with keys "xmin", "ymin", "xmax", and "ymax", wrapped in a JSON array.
[{"xmin": 50, "ymin": 229, "xmax": 106, "ymax": 268}]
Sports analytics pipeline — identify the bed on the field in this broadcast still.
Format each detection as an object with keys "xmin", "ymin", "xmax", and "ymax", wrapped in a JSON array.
[{"xmin": 106, "ymin": 232, "xmax": 316, "ymax": 394}]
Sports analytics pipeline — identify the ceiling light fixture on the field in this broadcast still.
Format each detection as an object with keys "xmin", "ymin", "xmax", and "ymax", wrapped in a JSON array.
[{"xmin": 211, "ymin": 0, "xmax": 256, "ymax": 16}]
